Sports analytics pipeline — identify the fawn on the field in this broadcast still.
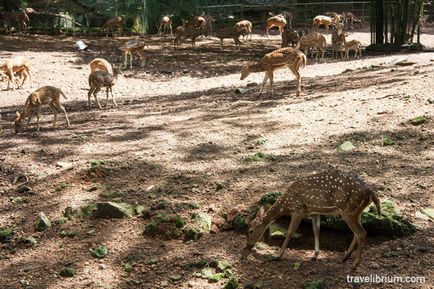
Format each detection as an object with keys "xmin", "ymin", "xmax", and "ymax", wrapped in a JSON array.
[
  {"xmin": 88, "ymin": 58, "xmax": 113, "ymax": 75},
  {"xmin": 1, "ymin": 56, "xmax": 32, "ymax": 90},
  {"xmin": 157, "ymin": 15, "xmax": 173, "ymax": 35},
  {"xmin": 245, "ymin": 170, "xmax": 381, "ymax": 268},
  {"xmin": 240, "ymin": 47, "xmax": 306, "ymax": 97},
  {"xmin": 14, "ymin": 86, "xmax": 70, "ymax": 133},
  {"xmin": 343, "ymin": 12, "xmax": 363, "ymax": 30},
  {"xmin": 101, "ymin": 16, "xmax": 124, "ymax": 37},
  {"xmin": 281, "ymin": 29, "xmax": 300, "ymax": 48},
  {"xmin": 88, "ymin": 67, "xmax": 120, "ymax": 109},
  {"xmin": 234, "ymin": 20, "xmax": 252, "ymax": 40},
  {"xmin": 343, "ymin": 36, "xmax": 362, "ymax": 59},
  {"xmin": 297, "ymin": 32, "xmax": 326, "ymax": 61},
  {"xmin": 331, "ymin": 24, "xmax": 345, "ymax": 59},
  {"xmin": 266, "ymin": 14, "xmax": 287, "ymax": 36},
  {"xmin": 119, "ymin": 41, "xmax": 148, "ymax": 69},
  {"xmin": 173, "ymin": 24, "xmax": 203, "ymax": 49},
  {"xmin": 213, "ymin": 27, "xmax": 248, "ymax": 51}
]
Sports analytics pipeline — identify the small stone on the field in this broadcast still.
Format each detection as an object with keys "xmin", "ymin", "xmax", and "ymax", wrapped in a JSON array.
[
  {"xmin": 210, "ymin": 224, "xmax": 220, "ymax": 234},
  {"xmin": 56, "ymin": 162, "xmax": 74, "ymax": 170},
  {"xmin": 369, "ymin": 261, "xmax": 380, "ymax": 269},
  {"xmin": 35, "ymin": 212, "xmax": 51, "ymax": 232},
  {"xmin": 338, "ymin": 141, "xmax": 355, "ymax": 152},
  {"xmin": 226, "ymin": 207, "xmax": 241, "ymax": 223}
]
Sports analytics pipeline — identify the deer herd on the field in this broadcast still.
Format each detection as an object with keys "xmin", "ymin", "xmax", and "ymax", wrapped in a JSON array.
[{"xmin": 0, "ymin": 9, "xmax": 382, "ymax": 268}]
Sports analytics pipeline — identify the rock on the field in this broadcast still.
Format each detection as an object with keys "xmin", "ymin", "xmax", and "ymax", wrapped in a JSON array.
[
  {"xmin": 208, "ymin": 273, "xmax": 225, "ymax": 282},
  {"xmin": 235, "ymin": 88, "xmax": 250, "ymax": 94},
  {"xmin": 226, "ymin": 207, "xmax": 241, "ymax": 223},
  {"xmin": 410, "ymin": 116, "xmax": 426, "ymax": 125},
  {"xmin": 60, "ymin": 267, "xmax": 75, "ymax": 277},
  {"xmin": 24, "ymin": 236, "xmax": 38, "ymax": 246},
  {"xmin": 304, "ymin": 279, "xmax": 325, "ymax": 289},
  {"xmin": 35, "ymin": 212, "xmax": 51, "ymax": 231},
  {"xmin": 81, "ymin": 203, "xmax": 96, "ymax": 217},
  {"xmin": 224, "ymin": 276, "xmax": 239, "ymax": 289},
  {"xmin": 169, "ymin": 274, "xmax": 183, "ymax": 282},
  {"xmin": 10, "ymin": 196, "xmax": 25, "ymax": 205},
  {"xmin": 56, "ymin": 162, "xmax": 74, "ymax": 170},
  {"xmin": 94, "ymin": 202, "xmax": 134, "ymax": 219},
  {"xmin": 212, "ymin": 260, "xmax": 231, "ymax": 272},
  {"xmin": 420, "ymin": 208, "xmax": 434, "ymax": 220},
  {"xmin": 395, "ymin": 60, "xmax": 417, "ymax": 66},
  {"xmin": 338, "ymin": 141, "xmax": 355, "ymax": 152},
  {"xmin": 320, "ymin": 200, "xmax": 416, "ymax": 237},
  {"xmin": 90, "ymin": 245, "xmax": 108, "ymax": 258},
  {"xmin": 210, "ymin": 224, "xmax": 220, "ymax": 234},
  {"xmin": 60, "ymin": 230, "xmax": 76, "ymax": 238},
  {"xmin": 233, "ymin": 215, "xmax": 248, "ymax": 233},
  {"xmin": 369, "ymin": 261, "xmax": 380, "ymax": 269},
  {"xmin": 193, "ymin": 212, "xmax": 212, "ymax": 233},
  {"xmin": 184, "ymin": 227, "xmax": 203, "ymax": 241},
  {"xmin": 63, "ymin": 206, "xmax": 79, "ymax": 219},
  {"xmin": 135, "ymin": 205, "xmax": 145, "ymax": 215},
  {"xmin": 0, "ymin": 228, "xmax": 14, "ymax": 243}
]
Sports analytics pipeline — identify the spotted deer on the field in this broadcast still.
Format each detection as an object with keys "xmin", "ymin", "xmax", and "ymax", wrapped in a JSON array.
[
  {"xmin": 343, "ymin": 35, "xmax": 362, "ymax": 59},
  {"xmin": 240, "ymin": 47, "xmax": 306, "ymax": 97},
  {"xmin": 280, "ymin": 11, "xmax": 293, "ymax": 30},
  {"xmin": 297, "ymin": 32, "xmax": 326, "ymax": 60},
  {"xmin": 101, "ymin": 16, "xmax": 124, "ymax": 37},
  {"xmin": 88, "ymin": 58, "xmax": 113, "ymax": 75},
  {"xmin": 313, "ymin": 15, "xmax": 340, "ymax": 31},
  {"xmin": 88, "ymin": 67, "xmax": 120, "ymax": 109},
  {"xmin": 119, "ymin": 40, "xmax": 148, "ymax": 69},
  {"xmin": 343, "ymin": 12, "xmax": 362, "ymax": 30},
  {"xmin": 173, "ymin": 24, "xmax": 203, "ymax": 49},
  {"xmin": 213, "ymin": 27, "xmax": 248, "ymax": 51},
  {"xmin": 157, "ymin": 15, "xmax": 173, "ymax": 35},
  {"xmin": 234, "ymin": 20, "xmax": 252, "ymax": 40},
  {"xmin": 203, "ymin": 14, "xmax": 215, "ymax": 33},
  {"xmin": 266, "ymin": 14, "xmax": 286, "ymax": 36},
  {"xmin": 14, "ymin": 86, "xmax": 70, "ymax": 133},
  {"xmin": 331, "ymin": 24, "xmax": 345, "ymax": 59},
  {"xmin": 245, "ymin": 170, "xmax": 381, "ymax": 268},
  {"xmin": 0, "ymin": 11, "xmax": 29, "ymax": 34},
  {"xmin": 1, "ymin": 56, "xmax": 32, "ymax": 90}
]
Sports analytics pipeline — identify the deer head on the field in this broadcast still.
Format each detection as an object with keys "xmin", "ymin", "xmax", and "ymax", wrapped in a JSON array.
[
  {"xmin": 245, "ymin": 207, "xmax": 266, "ymax": 250},
  {"xmin": 240, "ymin": 64, "xmax": 251, "ymax": 80},
  {"xmin": 14, "ymin": 111, "xmax": 23, "ymax": 133}
]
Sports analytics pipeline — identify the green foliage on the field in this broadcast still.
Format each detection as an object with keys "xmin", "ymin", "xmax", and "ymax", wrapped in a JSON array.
[
  {"xmin": 246, "ymin": 152, "xmax": 266, "ymax": 162},
  {"xmin": 259, "ymin": 192, "xmax": 282, "ymax": 209},
  {"xmin": 91, "ymin": 245, "xmax": 108, "ymax": 258},
  {"xmin": 60, "ymin": 267, "xmax": 75, "ymax": 278},
  {"xmin": 0, "ymin": 228, "xmax": 14, "ymax": 243},
  {"xmin": 304, "ymin": 279, "xmax": 325, "ymax": 289}
]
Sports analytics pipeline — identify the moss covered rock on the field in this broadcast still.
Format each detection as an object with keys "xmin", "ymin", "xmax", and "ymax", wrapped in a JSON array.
[
  {"xmin": 320, "ymin": 201, "xmax": 416, "ymax": 237},
  {"xmin": 95, "ymin": 202, "xmax": 134, "ymax": 219},
  {"xmin": 35, "ymin": 212, "xmax": 51, "ymax": 231}
]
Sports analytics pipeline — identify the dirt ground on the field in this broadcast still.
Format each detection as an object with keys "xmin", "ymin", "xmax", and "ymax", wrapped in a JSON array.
[{"xmin": 0, "ymin": 25, "xmax": 433, "ymax": 289}]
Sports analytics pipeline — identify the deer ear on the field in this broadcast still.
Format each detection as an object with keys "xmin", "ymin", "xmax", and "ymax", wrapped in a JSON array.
[{"xmin": 256, "ymin": 206, "xmax": 265, "ymax": 220}]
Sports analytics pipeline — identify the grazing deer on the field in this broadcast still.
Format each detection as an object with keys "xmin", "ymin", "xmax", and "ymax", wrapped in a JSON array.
[
  {"xmin": 234, "ymin": 20, "xmax": 252, "ymax": 40},
  {"xmin": 325, "ymin": 12, "xmax": 343, "ymax": 23},
  {"xmin": 245, "ymin": 170, "xmax": 381, "ymax": 268},
  {"xmin": 157, "ymin": 15, "xmax": 173, "ymax": 35},
  {"xmin": 88, "ymin": 67, "xmax": 120, "ymax": 109},
  {"xmin": 182, "ymin": 16, "xmax": 207, "ymax": 34},
  {"xmin": 266, "ymin": 14, "xmax": 287, "ymax": 36},
  {"xmin": 101, "ymin": 16, "xmax": 124, "ymax": 37},
  {"xmin": 119, "ymin": 40, "xmax": 148, "ymax": 69},
  {"xmin": 313, "ymin": 15, "xmax": 340, "ymax": 31},
  {"xmin": 14, "ymin": 86, "xmax": 70, "ymax": 133},
  {"xmin": 343, "ymin": 12, "xmax": 362, "ymax": 30},
  {"xmin": 213, "ymin": 27, "xmax": 248, "ymax": 51},
  {"xmin": 0, "ymin": 11, "xmax": 29, "ymax": 34},
  {"xmin": 281, "ymin": 29, "xmax": 300, "ymax": 48},
  {"xmin": 1, "ymin": 56, "xmax": 32, "ymax": 90},
  {"xmin": 331, "ymin": 24, "xmax": 345, "ymax": 59},
  {"xmin": 173, "ymin": 24, "xmax": 203, "ymax": 49},
  {"xmin": 297, "ymin": 32, "xmax": 326, "ymax": 61},
  {"xmin": 343, "ymin": 35, "xmax": 362, "ymax": 59},
  {"xmin": 88, "ymin": 58, "xmax": 113, "ymax": 75},
  {"xmin": 240, "ymin": 47, "xmax": 306, "ymax": 97}
]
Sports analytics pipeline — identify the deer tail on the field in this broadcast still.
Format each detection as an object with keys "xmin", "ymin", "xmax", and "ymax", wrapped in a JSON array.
[{"xmin": 59, "ymin": 89, "xmax": 67, "ymax": 100}]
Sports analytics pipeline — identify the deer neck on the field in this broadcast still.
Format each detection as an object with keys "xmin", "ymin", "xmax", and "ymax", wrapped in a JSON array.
[
  {"xmin": 249, "ymin": 62, "xmax": 267, "ymax": 73},
  {"xmin": 262, "ymin": 200, "xmax": 287, "ymax": 225}
]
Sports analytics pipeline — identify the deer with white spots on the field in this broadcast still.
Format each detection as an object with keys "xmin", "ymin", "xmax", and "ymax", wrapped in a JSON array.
[
  {"xmin": 240, "ymin": 47, "xmax": 306, "ymax": 97},
  {"xmin": 245, "ymin": 170, "xmax": 381, "ymax": 268}
]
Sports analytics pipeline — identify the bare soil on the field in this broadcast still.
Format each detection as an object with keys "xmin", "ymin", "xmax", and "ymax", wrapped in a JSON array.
[{"xmin": 0, "ymin": 27, "xmax": 433, "ymax": 289}]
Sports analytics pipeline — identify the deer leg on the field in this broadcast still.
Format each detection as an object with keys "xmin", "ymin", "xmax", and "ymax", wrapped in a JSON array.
[
  {"xmin": 36, "ymin": 107, "xmax": 42, "ymax": 132},
  {"xmin": 275, "ymin": 214, "xmax": 304, "ymax": 259},
  {"xmin": 342, "ymin": 214, "xmax": 366, "ymax": 268},
  {"xmin": 105, "ymin": 87, "xmax": 109, "ymax": 107},
  {"xmin": 111, "ymin": 86, "xmax": 117, "ymax": 107},
  {"xmin": 50, "ymin": 104, "xmax": 58, "ymax": 127},
  {"xmin": 268, "ymin": 70, "xmax": 274, "ymax": 96},
  {"xmin": 258, "ymin": 72, "xmax": 269, "ymax": 97},
  {"xmin": 342, "ymin": 235, "xmax": 357, "ymax": 263},
  {"xmin": 93, "ymin": 88, "xmax": 102, "ymax": 109},
  {"xmin": 129, "ymin": 53, "xmax": 133, "ymax": 70},
  {"xmin": 289, "ymin": 65, "xmax": 301, "ymax": 97},
  {"xmin": 311, "ymin": 214, "xmax": 321, "ymax": 260},
  {"xmin": 220, "ymin": 39, "xmax": 224, "ymax": 51}
]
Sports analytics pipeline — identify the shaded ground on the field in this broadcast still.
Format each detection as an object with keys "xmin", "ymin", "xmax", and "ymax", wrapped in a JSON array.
[{"xmin": 0, "ymin": 27, "xmax": 433, "ymax": 289}]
